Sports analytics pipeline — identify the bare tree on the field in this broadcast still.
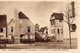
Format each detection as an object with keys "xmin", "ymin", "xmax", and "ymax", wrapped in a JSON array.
[{"xmin": 62, "ymin": 2, "xmax": 76, "ymax": 49}]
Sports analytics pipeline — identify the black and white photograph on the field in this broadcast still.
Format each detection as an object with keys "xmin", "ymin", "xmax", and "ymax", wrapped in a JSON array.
[{"xmin": 0, "ymin": 1, "xmax": 78, "ymax": 49}]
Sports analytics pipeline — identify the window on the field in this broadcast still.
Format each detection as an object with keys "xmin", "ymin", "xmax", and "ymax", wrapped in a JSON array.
[
  {"xmin": 46, "ymin": 31, "xmax": 48, "ymax": 34},
  {"xmin": 59, "ymin": 20, "xmax": 62, "ymax": 22},
  {"xmin": 53, "ymin": 20, "xmax": 55, "ymax": 25},
  {"xmin": 0, "ymin": 28, "xmax": 3, "ymax": 32},
  {"xmin": 61, "ymin": 29, "xmax": 63, "ymax": 34},
  {"xmin": 11, "ymin": 27, "xmax": 13, "ymax": 32},
  {"xmin": 57, "ymin": 29, "xmax": 59, "ymax": 34},
  {"xmin": 51, "ymin": 20, "xmax": 55, "ymax": 25},
  {"xmin": 27, "ymin": 27, "xmax": 30, "ymax": 32},
  {"xmin": 51, "ymin": 20, "xmax": 52, "ymax": 25}
]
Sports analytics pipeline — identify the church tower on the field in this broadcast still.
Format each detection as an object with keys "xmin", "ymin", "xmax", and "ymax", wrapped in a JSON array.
[{"xmin": 35, "ymin": 23, "xmax": 39, "ymax": 33}]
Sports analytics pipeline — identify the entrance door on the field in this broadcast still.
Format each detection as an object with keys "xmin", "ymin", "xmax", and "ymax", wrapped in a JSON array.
[{"xmin": 20, "ymin": 34, "xmax": 24, "ymax": 43}]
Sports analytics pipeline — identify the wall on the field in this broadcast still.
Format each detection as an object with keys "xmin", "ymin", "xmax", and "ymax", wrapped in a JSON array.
[
  {"xmin": 0, "ymin": 27, "xmax": 6, "ymax": 39},
  {"xmin": 19, "ymin": 19, "xmax": 35, "ymax": 35}
]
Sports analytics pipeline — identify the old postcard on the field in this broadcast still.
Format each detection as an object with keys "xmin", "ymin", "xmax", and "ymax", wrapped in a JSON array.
[{"xmin": 0, "ymin": 0, "xmax": 79, "ymax": 53}]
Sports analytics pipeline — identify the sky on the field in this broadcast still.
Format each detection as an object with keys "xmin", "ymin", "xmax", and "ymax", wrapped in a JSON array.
[
  {"xmin": 0, "ymin": 1, "xmax": 79, "ymax": 38},
  {"xmin": 0, "ymin": 1, "xmax": 65, "ymax": 27}
]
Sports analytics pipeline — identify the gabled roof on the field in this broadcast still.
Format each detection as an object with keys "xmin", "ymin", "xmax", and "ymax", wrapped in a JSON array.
[
  {"xmin": 18, "ymin": 11, "xmax": 29, "ymax": 19},
  {"xmin": 39, "ymin": 27, "xmax": 47, "ymax": 32},
  {"xmin": 50, "ymin": 13, "xmax": 63, "ymax": 20},
  {"xmin": 0, "ymin": 15, "xmax": 7, "ymax": 27}
]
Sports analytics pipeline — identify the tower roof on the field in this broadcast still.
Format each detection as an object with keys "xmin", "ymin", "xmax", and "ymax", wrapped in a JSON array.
[{"xmin": 50, "ymin": 13, "xmax": 63, "ymax": 21}]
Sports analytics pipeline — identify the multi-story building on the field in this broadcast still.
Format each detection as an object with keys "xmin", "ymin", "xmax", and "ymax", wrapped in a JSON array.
[
  {"xmin": 7, "ymin": 9, "xmax": 35, "ymax": 43},
  {"xmin": 0, "ymin": 15, "xmax": 7, "ymax": 40},
  {"xmin": 50, "ymin": 13, "xmax": 64, "ymax": 42}
]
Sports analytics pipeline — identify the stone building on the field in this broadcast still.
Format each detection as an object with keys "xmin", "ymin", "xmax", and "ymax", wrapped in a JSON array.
[{"xmin": 50, "ymin": 13, "xmax": 64, "ymax": 42}]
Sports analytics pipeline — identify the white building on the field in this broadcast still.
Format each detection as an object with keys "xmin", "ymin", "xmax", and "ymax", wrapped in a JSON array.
[
  {"xmin": 7, "ymin": 9, "xmax": 35, "ymax": 43},
  {"xmin": 50, "ymin": 13, "xmax": 64, "ymax": 42}
]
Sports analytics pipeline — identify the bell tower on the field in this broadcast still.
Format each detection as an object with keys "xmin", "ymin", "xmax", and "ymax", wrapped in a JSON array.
[{"xmin": 35, "ymin": 23, "xmax": 39, "ymax": 32}]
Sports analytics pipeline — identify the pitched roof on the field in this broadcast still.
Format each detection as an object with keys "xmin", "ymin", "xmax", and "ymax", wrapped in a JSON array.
[
  {"xmin": 39, "ymin": 27, "xmax": 47, "ymax": 32},
  {"xmin": 7, "ymin": 19, "xmax": 14, "ymax": 26},
  {"xmin": 0, "ymin": 15, "xmax": 7, "ymax": 27},
  {"xmin": 50, "ymin": 13, "xmax": 63, "ymax": 20},
  {"xmin": 18, "ymin": 11, "xmax": 29, "ymax": 19}
]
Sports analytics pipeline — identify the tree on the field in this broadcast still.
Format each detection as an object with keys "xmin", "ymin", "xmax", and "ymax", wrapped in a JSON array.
[{"xmin": 63, "ymin": 2, "xmax": 76, "ymax": 49}]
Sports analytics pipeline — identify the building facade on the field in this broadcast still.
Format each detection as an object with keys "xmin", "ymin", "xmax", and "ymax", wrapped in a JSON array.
[
  {"xmin": 18, "ymin": 11, "xmax": 35, "ymax": 43},
  {"xmin": 0, "ymin": 15, "xmax": 7, "ymax": 40},
  {"xmin": 7, "ymin": 9, "xmax": 35, "ymax": 43},
  {"xmin": 39, "ymin": 27, "xmax": 48, "ymax": 40},
  {"xmin": 35, "ymin": 23, "xmax": 39, "ymax": 33},
  {"xmin": 50, "ymin": 13, "xmax": 64, "ymax": 42}
]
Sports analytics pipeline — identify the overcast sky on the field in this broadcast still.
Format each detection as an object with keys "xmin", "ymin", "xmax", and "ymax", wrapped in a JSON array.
[
  {"xmin": 0, "ymin": 1, "xmax": 65, "ymax": 27},
  {"xmin": 0, "ymin": 1, "xmax": 79, "ymax": 38}
]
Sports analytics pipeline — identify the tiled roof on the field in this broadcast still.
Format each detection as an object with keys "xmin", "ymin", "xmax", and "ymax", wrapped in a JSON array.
[
  {"xmin": 18, "ymin": 11, "xmax": 29, "ymax": 19},
  {"xmin": 0, "ymin": 15, "xmax": 7, "ymax": 27},
  {"xmin": 50, "ymin": 13, "xmax": 63, "ymax": 20}
]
